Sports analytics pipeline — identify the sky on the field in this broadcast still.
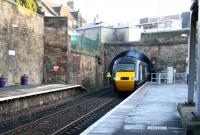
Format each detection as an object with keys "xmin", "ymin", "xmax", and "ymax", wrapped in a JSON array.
[{"xmin": 48, "ymin": 0, "xmax": 192, "ymax": 24}]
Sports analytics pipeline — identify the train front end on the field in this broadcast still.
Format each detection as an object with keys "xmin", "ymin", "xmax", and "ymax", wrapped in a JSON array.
[
  {"xmin": 114, "ymin": 71, "xmax": 136, "ymax": 91},
  {"xmin": 113, "ymin": 57, "xmax": 136, "ymax": 92}
]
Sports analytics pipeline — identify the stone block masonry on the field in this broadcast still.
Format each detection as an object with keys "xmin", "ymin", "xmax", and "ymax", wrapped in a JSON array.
[
  {"xmin": 0, "ymin": 0, "xmax": 44, "ymax": 86},
  {"xmin": 44, "ymin": 17, "xmax": 103, "ymax": 88},
  {"xmin": 141, "ymin": 29, "xmax": 189, "ymax": 45},
  {"xmin": 44, "ymin": 17, "xmax": 68, "ymax": 84},
  {"xmin": 104, "ymin": 43, "xmax": 188, "ymax": 73},
  {"xmin": 1, "ymin": 0, "xmax": 188, "ymax": 88},
  {"xmin": 103, "ymin": 29, "xmax": 189, "ymax": 79},
  {"xmin": 68, "ymin": 51, "xmax": 99, "ymax": 88}
]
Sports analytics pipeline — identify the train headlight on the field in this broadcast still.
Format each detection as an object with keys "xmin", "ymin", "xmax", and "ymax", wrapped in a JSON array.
[
  {"xmin": 114, "ymin": 77, "xmax": 120, "ymax": 80},
  {"xmin": 130, "ymin": 77, "xmax": 136, "ymax": 80}
]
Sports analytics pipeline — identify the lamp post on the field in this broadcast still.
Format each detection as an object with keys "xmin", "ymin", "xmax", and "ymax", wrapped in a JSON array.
[
  {"xmin": 187, "ymin": 0, "xmax": 198, "ymax": 104},
  {"xmin": 196, "ymin": 0, "xmax": 200, "ymax": 116},
  {"xmin": 189, "ymin": 0, "xmax": 200, "ymax": 117},
  {"xmin": 181, "ymin": 34, "xmax": 189, "ymax": 84}
]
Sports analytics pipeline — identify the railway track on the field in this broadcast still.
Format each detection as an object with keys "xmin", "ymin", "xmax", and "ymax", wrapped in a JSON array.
[
  {"xmin": 0, "ymin": 87, "xmax": 124, "ymax": 135},
  {"xmin": 53, "ymin": 97, "xmax": 122, "ymax": 135},
  {"xmin": 0, "ymin": 86, "xmax": 111, "ymax": 124}
]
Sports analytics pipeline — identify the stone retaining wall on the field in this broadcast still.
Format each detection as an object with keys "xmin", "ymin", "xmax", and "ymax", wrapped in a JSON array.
[
  {"xmin": 0, "ymin": 0, "xmax": 44, "ymax": 86},
  {"xmin": 44, "ymin": 17, "xmax": 68, "ymax": 83}
]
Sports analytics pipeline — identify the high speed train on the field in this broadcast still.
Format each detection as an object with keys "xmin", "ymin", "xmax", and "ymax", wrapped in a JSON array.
[{"xmin": 110, "ymin": 50, "xmax": 150, "ymax": 92}]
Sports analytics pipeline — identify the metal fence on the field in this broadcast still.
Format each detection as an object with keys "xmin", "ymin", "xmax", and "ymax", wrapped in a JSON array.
[
  {"xmin": 71, "ymin": 33, "xmax": 100, "ymax": 52},
  {"xmin": 151, "ymin": 72, "xmax": 187, "ymax": 84}
]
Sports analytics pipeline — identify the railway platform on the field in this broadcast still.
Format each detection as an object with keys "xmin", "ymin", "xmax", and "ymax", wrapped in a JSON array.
[
  {"xmin": 0, "ymin": 84, "xmax": 87, "ymax": 115},
  {"xmin": 0, "ymin": 84, "xmax": 86, "ymax": 101},
  {"xmin": 81, "ymin": 83, "xmax": 187, "ymax": 135}
]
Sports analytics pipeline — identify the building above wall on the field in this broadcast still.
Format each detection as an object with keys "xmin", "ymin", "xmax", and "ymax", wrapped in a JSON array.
[
  {"xmin": 38, "ymin": 0, "xmax": 86, "ymax": 33},
  {"xmin": 138, "ymin": 12, "xmax": 190, "ymax": 32}
]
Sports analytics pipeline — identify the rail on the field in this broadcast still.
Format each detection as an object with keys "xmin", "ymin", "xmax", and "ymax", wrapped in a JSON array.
[
  {"xmin": 52, "ymin": 97, "xmax": 118, "ymax": 135},
  {"xmin": 0, "ymin": 88, "xmax": 116, "ymax": 135},
  {"xmin": 151, "ymin": 72, "xmax": 186, "ymax": 84}
]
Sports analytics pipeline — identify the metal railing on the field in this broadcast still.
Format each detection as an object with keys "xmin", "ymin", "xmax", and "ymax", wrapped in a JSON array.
[
  {"xmin": 151, "ymin": 73, "xmax": 167, "ymax": 84},
  {"xmin": 151, "ymin": 72, "xmax": 186, "ymax": 84}
]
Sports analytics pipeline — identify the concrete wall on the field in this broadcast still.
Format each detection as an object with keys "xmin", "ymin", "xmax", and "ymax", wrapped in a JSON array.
[
  {"xmin": 0, "ymin": 0, "xmax": 44, "ymax": 86},
  {"xmin": 101, "ymin": 27, "xmax": 115, "ymax": 43},
  {"xmin": 77, "ymin": 26, "xmax": 143, "ymax": 44},
  {"xmin": 116, "ymin": 28, "xmax": 129, "ymax": 42},
  {"xmin": 129, "ymin": 27, "xmax": 142, "ymax": 41}
]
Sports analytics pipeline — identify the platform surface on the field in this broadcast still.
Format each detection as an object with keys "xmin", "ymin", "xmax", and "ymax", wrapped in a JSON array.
[
  {"xmin": 0, "ymin": 84, "xmax": 82, "ymax": 102},
  {"xmin": 81, "ymin": 83, "xmax": 187, "ymax": 135}
]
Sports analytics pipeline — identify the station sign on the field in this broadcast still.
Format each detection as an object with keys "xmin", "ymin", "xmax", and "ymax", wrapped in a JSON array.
[
  {"xmin": 53, "ymin": 66, "xmax": 60, "ymax": 72},
  {"xmin": 8, "ymin": 50, "xmax": 15, "ymax": 56}
]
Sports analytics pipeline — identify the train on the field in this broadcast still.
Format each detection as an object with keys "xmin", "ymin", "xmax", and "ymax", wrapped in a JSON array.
[{"xmin": 110, "ymin": 50, "xmax": 150, "ymax": 93}]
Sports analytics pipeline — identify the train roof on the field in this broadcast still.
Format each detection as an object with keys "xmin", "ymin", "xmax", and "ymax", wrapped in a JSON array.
[{"xmin": 114, "ymin": 57, "xmax": 138, "ymax": 64}]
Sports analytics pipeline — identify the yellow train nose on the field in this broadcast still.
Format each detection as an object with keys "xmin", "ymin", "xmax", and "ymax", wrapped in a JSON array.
[{"xmin": 114, "ymin": 72, "xmax": 135, "ymax": 91}]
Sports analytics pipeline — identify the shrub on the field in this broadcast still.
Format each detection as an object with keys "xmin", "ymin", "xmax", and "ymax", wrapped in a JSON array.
[{"xmin": 15, "ymin": 0, "xmax": 42, "ymax": 14}]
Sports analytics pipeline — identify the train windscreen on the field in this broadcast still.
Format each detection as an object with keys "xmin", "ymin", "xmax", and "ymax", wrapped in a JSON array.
[{"xmin": 116, "ymin": 64, "xmax": 135, "ymax": 71}]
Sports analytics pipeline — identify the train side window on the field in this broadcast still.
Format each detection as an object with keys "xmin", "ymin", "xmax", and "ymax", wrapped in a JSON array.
[
  {"xmin": 142, "ymin": 65, "xmax": 145, "ymax": 79},
  {"xmin": 145, "ymin": 67, "xmax": 147, "ymax": 76},
  {"xmin": 140, "ymin": 65, "xmax": 143, "ymax": 81}
]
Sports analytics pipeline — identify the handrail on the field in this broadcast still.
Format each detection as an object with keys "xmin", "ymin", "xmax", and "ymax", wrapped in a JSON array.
[
  {"xmin": 151, "ymin": 72, "xmax": 186, "ymax": 84},
  {"xmin": 151, "ymin": 73, "xmax": 167, "ymax": 84}
]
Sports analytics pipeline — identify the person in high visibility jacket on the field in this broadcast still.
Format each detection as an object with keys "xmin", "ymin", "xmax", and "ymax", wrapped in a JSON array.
[{"xmin": 106, "ymin": 72, "xmax": 111, "ymax": 84}]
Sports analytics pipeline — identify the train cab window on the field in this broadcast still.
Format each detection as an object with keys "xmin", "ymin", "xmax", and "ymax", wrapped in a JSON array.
[{"xmin": 116, "ymin": 64, "xmax": 135, "ymax": 71}]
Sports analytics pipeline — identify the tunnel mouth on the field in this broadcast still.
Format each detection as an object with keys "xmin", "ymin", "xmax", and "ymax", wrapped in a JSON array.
[{"xmin": 108, "ymin": 49, "xmax": 150, "ymax": 74}]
